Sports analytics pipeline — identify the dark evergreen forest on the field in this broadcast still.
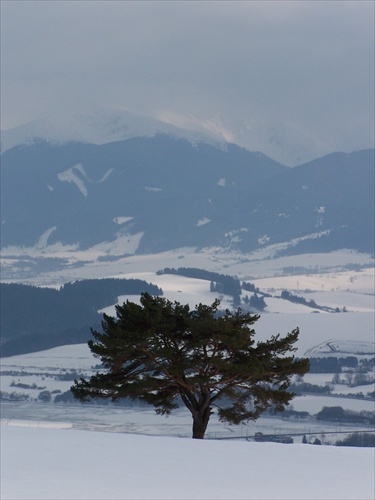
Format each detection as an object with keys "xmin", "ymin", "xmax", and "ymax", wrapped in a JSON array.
[{"xmin": 0, "ymin": 279, "xmax": 162, "ymax": 356}]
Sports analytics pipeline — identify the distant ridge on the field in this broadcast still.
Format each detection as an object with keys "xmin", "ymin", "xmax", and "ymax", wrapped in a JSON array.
[
  {"xmin": 0, "ymin": 109, "xmax": 227, "ymax": 153},
  {"xmin": 1, "ymin": 112, "xmax": 373, "ymax": 266}
]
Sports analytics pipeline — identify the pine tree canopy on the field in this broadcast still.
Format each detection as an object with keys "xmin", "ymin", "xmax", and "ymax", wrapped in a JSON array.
[{"xmin": 71, "ymin": 293, "xmax": 309, "ymax": 438}]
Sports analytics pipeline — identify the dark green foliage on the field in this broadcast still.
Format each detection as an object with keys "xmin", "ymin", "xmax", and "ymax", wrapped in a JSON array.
[
  {"xmin": 249, "ymin": 293, "xmax": 267, "ymax": 311},
  {"xmin": 1, "ymin": 325, "xmax": 92, "ymax": 357},
  {"xmin": 308, "ymin": 356, "xmax": 359, "ymax": 373},
  {"xmin": 38, "ymin": 390, "xmax": 52, "ymax": 402},
  {"xmin": 316, "ymin": 406, "xmax": 375, "ymax": 425},
  {"xmin": 289, "ymin": 382, "xmax": 332, "ymax": 394},
  {"xmin": 242, "ymin": 282, "xmax": 258, "ymax": 293},
  {"xmin": 281, "ymin": 290, "xmax": 318, "ymax": 308},
  {"xmin": 308, "ymin": 357, "xmax": 342, "ymax": 373},
  {"xmin": 54, "ymin": 390, "xmax": 76, "ymax": 404},
  {"xmin": 340, "ymin": 356, "xmax": 359, "ymax": 368},
  {"xmin": 279, "ymin": 289, "xmax": 338, "ymax": 311},
  {"xmin": 72, "ymin": 293, "xmax": 309, "ymax": 438},
  {"xmin": 59, "ymin": 279, "xmax": 162, "ymax": 310},
  {"xmin": 336, "ymin": 433, "xmax": 375, "ymax": 447},
  {"xmin": 55, "ymin": 371, "xmax": 80, "ymax": 381},
  {"xmin": 281, "ymin": 410, "xmax": 309, "ymax": 419},
  {"xmin": 316, "ymin": 406, "xmax": 346, "ymax": 421}
]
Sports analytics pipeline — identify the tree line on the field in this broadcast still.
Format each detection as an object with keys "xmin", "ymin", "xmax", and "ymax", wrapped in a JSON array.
[
  {"xmin": 157, "ymin": 267, "xmax": 254, "ymax": 306},
  {"xmin": 1, "ymin": 279, "xmax": 162, "ymax": 356}
]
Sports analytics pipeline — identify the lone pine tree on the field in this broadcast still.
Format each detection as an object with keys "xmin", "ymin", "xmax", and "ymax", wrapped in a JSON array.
[{"xmin": 71, "ymin": 293, "xmax": 309, "ymax": 438}]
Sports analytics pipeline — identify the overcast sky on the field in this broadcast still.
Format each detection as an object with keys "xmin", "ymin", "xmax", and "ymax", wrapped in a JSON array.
[{"xmin": 1, "ymin": 0, "xmax": 374, "ymax": 165}]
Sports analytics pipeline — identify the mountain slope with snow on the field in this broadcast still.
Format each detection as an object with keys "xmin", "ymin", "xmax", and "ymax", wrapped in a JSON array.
[
  {"xmin": 0, "ymin": 135, "xmax": 287, "ymax": 252},
  {"xmin": 0, "ymin": 109, "xmax": 227, "ymax": 153},
  {"xmin": 1, "ymin": 133, "xmax": 373, "ymax": 260}
]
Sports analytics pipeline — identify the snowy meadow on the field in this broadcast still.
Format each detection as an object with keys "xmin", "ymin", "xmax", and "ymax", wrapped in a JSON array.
[
  {"xmin": 1, "ymin": 248, "xmax": 374, "ymax": 499},
  {"xmin": 2, "ymin": 423, "xmax": 374, "ymax": 500}
]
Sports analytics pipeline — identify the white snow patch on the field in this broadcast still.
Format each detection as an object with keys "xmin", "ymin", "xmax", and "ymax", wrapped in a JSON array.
[
  {"xmin": 291, "ymin": 395, "xmax": 375, "ymax": 414},
  {"xmin": 252, "ymin": 267, "xmax": 375, "ymax": 296},
  {"xmin": 144, "ymin": 186, "xmax": 162, "ymax": 192},
  {"xmin": 304, "ymin": 339, "xmax": 375, "ymax": 357},
  {"xmin": 1, "ymin": 343, "xmax": 97, "ymax": 371},
  {"xmin": 255, "ymin": 312, "xmax": 374, "ymax": 357},
  {"xmin": 197, "ymin": 218, "xmax": 211, "ymax": 227},
  {"xmin": 36, "ymin": 226, "xmax": 57, "ymax": 249},
  {"xmin": 98, "ymin": 168, "xmax": 113, "ymax": 183},
  {"xmin": 112, "ymin": 216, "xmax": 134, "ymax": 225},
  {"xmin": 90, "ymin": 233, "xmax": 144, "ymax": 256},
  {"xmin": 315, "ymin": 206, "xmax": 326, "ymax": 213},
  {"xmin": 225, "ymin": 228, "xmax": 248, "ymax": 236},
  {"xmin": 258, "ymin": 234, "xmax": 270, "ymax": 245},
  {"xmin": 57, "ymin": 164, "xmax": 89, "ymax": 197}
]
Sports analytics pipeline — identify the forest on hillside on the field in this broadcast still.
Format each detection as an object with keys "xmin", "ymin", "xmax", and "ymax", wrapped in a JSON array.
[{"xmin": 0, "ymin": 279, "xmax": 162, "ymax": 356}]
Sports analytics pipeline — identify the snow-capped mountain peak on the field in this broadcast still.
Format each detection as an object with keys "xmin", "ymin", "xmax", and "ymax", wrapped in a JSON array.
[{"xmin": 0, "ymin": 109, "xmax": 228, "ymax": 153}]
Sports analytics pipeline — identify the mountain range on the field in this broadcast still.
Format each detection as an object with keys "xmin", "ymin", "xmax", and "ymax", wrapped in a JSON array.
[{"xmin": 1, "ymin": 112, "xmax": 374, "ymax": 260}]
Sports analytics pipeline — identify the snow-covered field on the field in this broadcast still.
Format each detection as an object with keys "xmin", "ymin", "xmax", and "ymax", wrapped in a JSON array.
[
  {"xmin": 1, "ymin": 422, "xmax": 374, "ymax": 500},
  {"xmin": 2, "ymin": 244, "xmax": 374, "ymax": 284},
  {"xmin": 1, "ymin": 248, "xmax": 374, "ymax": 499}
]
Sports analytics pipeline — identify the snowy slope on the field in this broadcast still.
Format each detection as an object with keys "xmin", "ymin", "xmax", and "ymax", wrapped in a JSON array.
[
  {"xmin": 1, "ymin": 423, "xmax": 374, "ymax": 500},
  {"xmin": 1, "ymin": 269, "xmax": 374, "ymax": 500}
]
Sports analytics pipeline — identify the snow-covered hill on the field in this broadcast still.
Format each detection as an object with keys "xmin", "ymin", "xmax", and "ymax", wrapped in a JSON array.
[
  {"xmin": 1, "ymin": 261, "xmax": 374, "ymax": 499},
  {"xmin": 2, "ymin": 423, "xmax": 373, "ymax": 500}
]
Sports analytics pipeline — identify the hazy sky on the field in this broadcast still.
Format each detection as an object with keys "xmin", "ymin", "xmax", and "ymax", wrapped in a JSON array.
[{"xmin": 1, "ymin": 0, "xmax": 374, "ymax": 164}]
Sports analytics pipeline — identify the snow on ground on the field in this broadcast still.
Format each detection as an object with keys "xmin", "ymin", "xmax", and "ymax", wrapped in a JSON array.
[
  {"xmin": 291, "ymin": 394, "xmax": 374, "ymax": 414},
  {"xmin": 293, "ymin": 291, "xmax": 374, "ymax": 313},
  {"xmin": 330, "ymin": 383, "xmax": 375, "ymax": 396},
  {"xmin": 1, "ymin": 343, "xmax": 96, "ymax": 371},
  {"xmin": 1, "ymin": 422, "xmax": 374, "ymax": 500},
  {"xmin": 249, "ymin": 312, "xmax": 374, "ymax": 357},
  {"xmin": 2, "ymin": 245, "xmax": 373, "ymax": 286},
  {"xmin": 101, "ymin": 272, "xmax": 235, "ymax": 314},
  {"xmin": 1, "ymin": 343, "xmax": 95, "ymax": 385},
  {"xmin": 252, "ymin": 267, "xmax": 374, "ymax": 313},
  {"xmin": 261, "ymin": 296, "xmax": 324, "ymax": 313},
  {"xmin": 252, "ymin": 267, "xmax": 375, "ymax": 294},
  {"xmin": 1, "ymin": 249, "xmax": 374, "ymax": 499},
  {"xmin": 95, "ymin": 266, "xmax": 374, "ymax": 316},
  {"xmin": 2, "ymin": 401, "xmax": 353, "ymax": 441}
]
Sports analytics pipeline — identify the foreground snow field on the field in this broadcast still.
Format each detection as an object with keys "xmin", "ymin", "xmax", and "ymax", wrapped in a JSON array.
[
  {"xmin": 1, "ymin": 423, "xmax": 374, "ymax": 500},
  {"xmin": 1, "ymin": 251, "xmax": 373, "ymax": 499}
]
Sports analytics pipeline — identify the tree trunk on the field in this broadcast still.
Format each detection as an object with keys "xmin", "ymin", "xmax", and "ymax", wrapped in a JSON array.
[{"xmin": 191, "ymin": 406, "xmax": 211, "ymax": 439}]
